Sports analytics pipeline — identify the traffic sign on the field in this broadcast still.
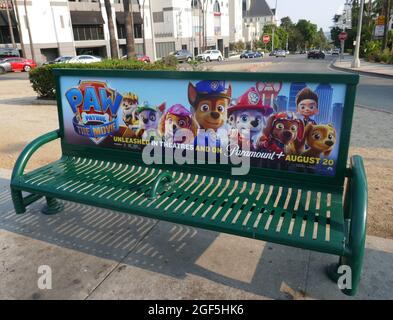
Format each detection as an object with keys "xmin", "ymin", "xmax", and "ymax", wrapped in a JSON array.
[
  {"xmin": 339, "ymin": 32, "xmax": 348, "ymax": 41},
  {"xmin": 263, "ymin": 35, "xmax": 270, "ymax": 44},
  {"xmin": 377, "ymin": 15, "xmax": 385, "ymax": 26}
]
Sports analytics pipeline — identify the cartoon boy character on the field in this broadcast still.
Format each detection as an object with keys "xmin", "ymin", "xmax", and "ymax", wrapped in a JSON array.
[
  {"xmin": 136, "ymin": 101, "xmax": 166, "ymax": 140},
  {"xmin": 228, "ymin": 87, "xmax": 274, "ymax": 150},
  {"xmin": 118, "ymin": 92, "xmax": 139, "ymax": 138},
  {"xmin": 188, "ymin": 80, "xmax": 232, "ymax": 149},
  {"xmin": 296, "ymin": 87, "xmax": 319, "ymax": 127}
]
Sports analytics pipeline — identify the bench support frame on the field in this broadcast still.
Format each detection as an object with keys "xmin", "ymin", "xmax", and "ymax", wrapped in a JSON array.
[{"xmin": 327, "ymin": 156, "xmax": 368, "ymax": 296}]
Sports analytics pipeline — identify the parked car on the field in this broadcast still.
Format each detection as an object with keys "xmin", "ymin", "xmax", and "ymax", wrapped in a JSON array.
[
  {"xmin": 275, "ymin": 50, "xmax": 287, "ymax": 58},
  {"xmin": 332, "ymin": 48, "xmax": 340, "ymax": 56},
  {"xmin": 269, "ymin": 50, "xmax": 277, "ymax": 56},
  {"xmin": 240, "ymin": 50, "xmax": 256, "ymax": 59},
  {"xmin": 121, "ymin": 54, "xmax": 151, "ymax": 63},
  {"xmin": 43, "ymin": 55, "xmax": 73, "ymax": 65},
  {"xmin": 196, "ymin": 50, "xmax": 223, "ymax": 62},
  {"xmin": 254, "ymin": 51, "xmax": 264, "ymax": 58},
  {"xmin": 0, "ymin": 57, "xmax": 37, "ymax": 72},
  {"xmin": 68, "ymin": 55, "xmax": 102, "ymax": 64},
  {"xmin": 0, "ymin": 60, "xmax": 12, "ymax": 74},
  {"xmin": 171, "ymin": 49, "xmax": 193, "ymax": 62},
  {"xmin": 136, "ymin": 53, "xmax": 150, "ymax": 63},
  {"xmin": 307, "ymin": 50, "xmax": 325, "ymax": 59},
  {"xmin": 0, "ymin": 48, "xmax": 20, "ymax": 60}
]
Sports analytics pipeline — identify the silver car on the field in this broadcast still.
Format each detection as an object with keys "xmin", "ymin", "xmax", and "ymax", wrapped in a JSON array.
[
  {"xmin": 0, "ymin": 60, "xmax": 12, "ymax": 74},
  {"xmin": 275, "ymin": 50, "xmax": 287, "ymax": 58}
]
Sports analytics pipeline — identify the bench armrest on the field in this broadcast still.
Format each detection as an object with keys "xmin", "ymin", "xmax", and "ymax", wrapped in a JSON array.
[
  {"xmin": 11, "ymin": 130, "xmax": 61, "ymax": 182},
  {"xmin": 346, "ymin": 155, "xmax": 368, "ymax": 255},
  {"xmin": 149, "ymin": 172, "xmax": 174, "ymax": 199}
]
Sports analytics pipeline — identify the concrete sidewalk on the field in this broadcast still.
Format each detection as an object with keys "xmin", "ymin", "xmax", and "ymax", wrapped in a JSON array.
[
  {"xmin": 333, "ymin": 56, "xmax": 393, "ymax": 78},
  {"xmin": 1, "ymin": 169, "xmax": 392, "ymax": 300}
]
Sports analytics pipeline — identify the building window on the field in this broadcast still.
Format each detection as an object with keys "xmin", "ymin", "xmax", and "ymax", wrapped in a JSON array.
[
  {"xmin": 153, "ymin": 11, "xmax": 164, "ymax": 23},
  {"xmin": 156, "ymin": 41, "xmax": 175, "ymax": 59},
  {"xmin": 117, "ymin": 24, "xmax": 142, "ymax": 39},
  {"xmin": 213, "ymin": 0, "xmax": 220, "ymax": 13},
  {"xmin": 72, "ymin": 25, "xmax": 104, "ymax": 41},
  {"xmin": 191, "ymin": 0, "xmax": 201, "ymax": 9},
  {"xmin": 0, "ymin": 27, "xmax": 20, "ymax": 44}
]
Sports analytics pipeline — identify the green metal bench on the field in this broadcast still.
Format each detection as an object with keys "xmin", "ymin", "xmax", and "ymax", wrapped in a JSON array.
[{"xmin": 10, "ymin": 69, "xmax": 367, "ymax": 296}]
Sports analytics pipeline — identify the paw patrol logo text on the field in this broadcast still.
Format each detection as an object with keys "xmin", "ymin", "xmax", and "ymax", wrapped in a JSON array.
[{"xmin": 65, "ymin": 81, "xmax": 123, "ymax": 144}]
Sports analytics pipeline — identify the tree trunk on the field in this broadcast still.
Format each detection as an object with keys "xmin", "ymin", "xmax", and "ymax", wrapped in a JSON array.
[
  {"xmin": 12, "ymin": 0, "xmax": 25, "ymax": 57},
  {"xmin": 6, "ymin": 2, "xmax": 16, "ymax": 47},
  {"xmin": 104, "ymin": 0, "xmax": 119, "ymax": 58},
  {"xmin": 123, "ymin": 0, "xmax": 136, "ymax": 58},
  {"xmin": 383, "ymin": 0, "xmax": 391, "ymax": 50},
  {"xmin": 23, "ymin": 0, "xmax": 35, "ymax": 62}
]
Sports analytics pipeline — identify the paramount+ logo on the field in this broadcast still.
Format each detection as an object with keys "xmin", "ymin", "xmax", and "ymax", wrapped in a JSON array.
[{"xmin": 65, "ymin": 81, "xmax": 123, "ymax": 144}]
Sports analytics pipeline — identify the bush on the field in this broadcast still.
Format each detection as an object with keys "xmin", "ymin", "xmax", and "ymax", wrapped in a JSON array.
[
  {"xmin": 157, "ymin": 55, "xmax": 179, "ymax": 68},
  {"xmin": 29, "ymin": 59, "xmax": 177, "ymax": 99}
]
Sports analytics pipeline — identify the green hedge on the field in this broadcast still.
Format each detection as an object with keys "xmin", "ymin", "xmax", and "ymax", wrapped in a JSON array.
[{"xmin": 29, "ymin": 59, "xmax": 177, "ymax": 99}]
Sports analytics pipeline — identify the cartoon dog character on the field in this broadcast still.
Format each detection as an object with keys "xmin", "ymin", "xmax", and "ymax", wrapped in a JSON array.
[
  {"xmin": 188, "ymin": 80, "xmax": 232, "ymax": 148},
  {"xmin": 228, "ymin": 87, "xmax": 274, "ymax": 149},
  {"xmin": 136, "ymin": 102, "xmax": 165, "ymax": 140},
  {"xmin": 118, "ymin": 92, "xmax": 139, "ymax": 138},
  {"xmin": 302, "ymin": 123, "xmax": 336, "ymax": 158},
  {"xmin": 257, "ymin": 112, "xmax": 304, "ymax": 155},
  {"xmin": 188, "ymin": 80, "xmax": 232, "ymax": 131},
  {"xmin": 158, "ymin": 104, "xmax": 198, "ymax": 144}
]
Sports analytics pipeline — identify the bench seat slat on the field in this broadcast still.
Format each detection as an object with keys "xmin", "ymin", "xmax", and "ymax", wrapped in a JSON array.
[{"xmin": 15, "ymin": 157, "xmax": 346, "ymax": 256}]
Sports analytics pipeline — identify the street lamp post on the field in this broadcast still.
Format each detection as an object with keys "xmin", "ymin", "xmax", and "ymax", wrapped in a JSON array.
[{"xmin": 352, "ymin": 0, "xmax": 365, "ymax": 68}]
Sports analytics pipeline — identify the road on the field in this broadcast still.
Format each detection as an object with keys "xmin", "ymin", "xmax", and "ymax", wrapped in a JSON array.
[
  {"xmin": 209, "ymin": 54, "xmax": 393, "ymax": 113},
  {"xmin": 1, "ymin": 55, "xmax": 392, "ymax": 112}
]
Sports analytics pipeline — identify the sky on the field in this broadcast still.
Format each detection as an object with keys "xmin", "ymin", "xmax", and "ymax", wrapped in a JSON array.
[{"xmin": 266, "ymin": 0, "xmax": 346, "ymax": 32}]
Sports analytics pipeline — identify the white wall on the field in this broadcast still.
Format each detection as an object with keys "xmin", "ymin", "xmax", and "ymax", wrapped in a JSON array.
[
  {"xmin": 17, "ymin": 0, "xmax": 73, "ymax": 45},
  {"xmin": 229, "ymin": 0, "xmax": 244, "ymax": 43}
]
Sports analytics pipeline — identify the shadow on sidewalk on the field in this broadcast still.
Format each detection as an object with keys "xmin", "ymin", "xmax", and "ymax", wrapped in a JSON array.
[{"xmin": 1, "ymin": 177, "xmax": 392, "ymax": 300}]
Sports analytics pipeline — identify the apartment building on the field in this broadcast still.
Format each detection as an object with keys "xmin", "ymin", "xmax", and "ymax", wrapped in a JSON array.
[
  {"xmin": 149, "ymin": 0, "xmax": 230, "ymax": 59},
  {"xmin": 242, "ymin": 0, "xmax": 274, "ymax": 44},
  {"xmin": 228, "ymin": 0, "xmax": 243, "ymax": 43},
  {"xmin": 0, "ymin": 0, "xmax": 232, "ymax": 64}
]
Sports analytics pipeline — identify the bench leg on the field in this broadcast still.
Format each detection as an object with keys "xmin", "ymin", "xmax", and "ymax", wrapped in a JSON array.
[
  {"xmin": 327, "ymin": 253, "xmax": 364, "ymax": 296},
  {"xmin": 41, "ymin": 197, "xmax": 64, "ymax": 215},
  {"xmin": 11, "ymin": 188, "xmax": 26, "ymax": 214}
]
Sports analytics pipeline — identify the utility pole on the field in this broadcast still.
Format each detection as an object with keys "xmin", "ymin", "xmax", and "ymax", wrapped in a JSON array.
[
  {"xmin": 352, "ymin": 0, "xmax": 365, "ymax": 68},
  {"xmin": 272, "ymin": 0, "xmax": 278, "ymax": 53},
  {"xmin": 383, "ymin": 0, "xmax": 391, "ymax": 50},
  {"xmin": 148, "ymin": 0, "xmax": 156, "ymax": 61}
]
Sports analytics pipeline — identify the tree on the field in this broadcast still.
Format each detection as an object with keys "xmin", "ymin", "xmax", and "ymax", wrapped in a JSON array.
[
  {"xmin": 104, "ymin": 0, "xmax": 119, "ymax": 58},
  {"xmin": 296, "ymin": 19, "xmax": 317, "ymax": 50},
  {"xmin": 12, "ymin": 0, "xmax": 25, "ymax": 57},
  {"xmin": 23, "ymin": 0, "xmax": 35, "ymax": 62},
  {"xmin": 383, "ymin": 0, "xmax": 392, "ymax": 49},
  {"xmin": 123, "ymin": 0, "xmax": 136, "ymax": 58},
  {"xmin": 280, "ymin": 16, "xmax": 294, "ymax": 31},
  {"xmin": 263, "ymin": 24, "xmax": 287, "ymax": 51},
  {"xmin": 5, "ymin": 2, "xmax": 15, "ymax": 47}
]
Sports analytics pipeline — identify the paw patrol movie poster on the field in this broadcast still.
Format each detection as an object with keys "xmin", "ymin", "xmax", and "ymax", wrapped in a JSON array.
[{"xmin": 60, "ymin": 76, "xmax": 346, "ymax": 177}]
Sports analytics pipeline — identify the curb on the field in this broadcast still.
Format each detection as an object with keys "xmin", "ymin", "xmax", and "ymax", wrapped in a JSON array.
[
  {"xmin": 31, "ymin": 99, "xmax": 57, "ymax": 106},
  {"xmin": 330, "ymin": 59, "xmax": 393, "ymax": 80},
  {"xmin": 355, "ymin": 104, "xmax": 393, "ymax": 115}
]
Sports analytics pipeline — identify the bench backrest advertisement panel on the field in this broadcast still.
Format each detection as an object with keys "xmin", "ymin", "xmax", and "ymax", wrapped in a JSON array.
[{"xmin": 59, "ymin": 76, "xmax": 347, "ymax": 177}]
